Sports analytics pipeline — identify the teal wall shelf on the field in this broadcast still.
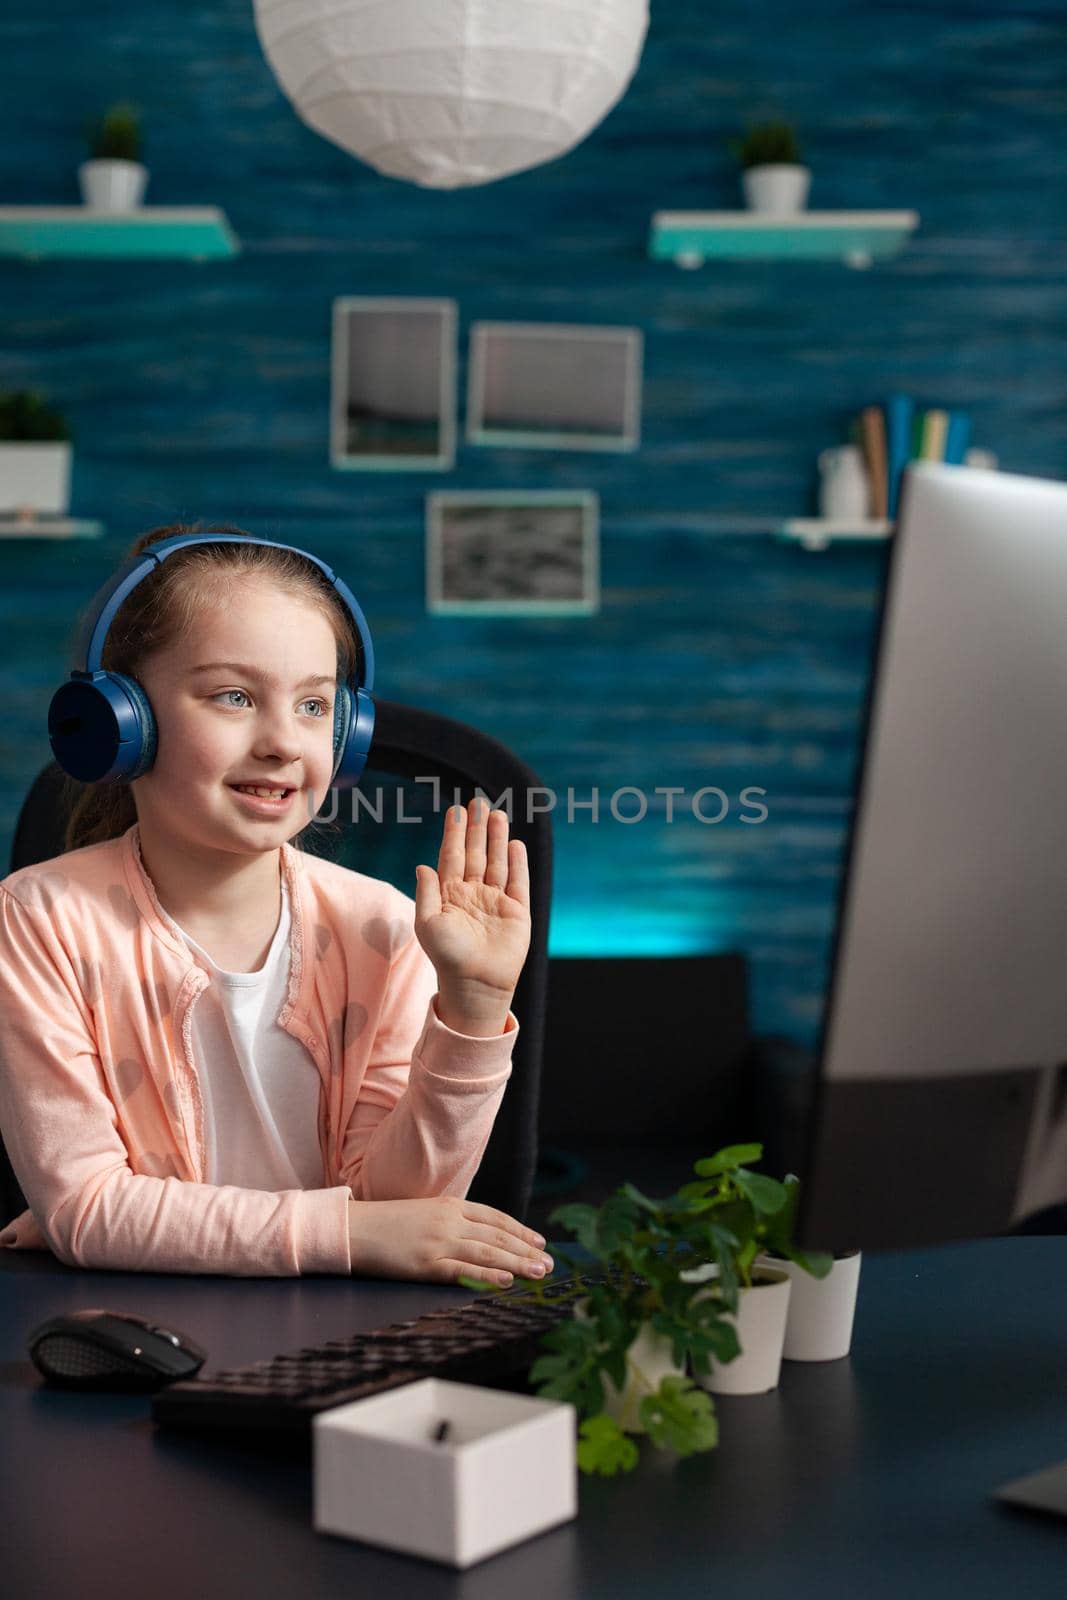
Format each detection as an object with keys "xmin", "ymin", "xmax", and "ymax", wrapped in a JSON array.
[
  {"xmin": 0, "ymin": 206, "xmax": 239, "ymax": 260},
  {"xmin": 779, "ymin": 518, "xmax": 894, "ymax": 551},
  {"xmin": 0, "ymin": 516, "xmax": 103, "ymax": 540},
  {"xmin": 650, "ymin": 211, "xmax": 919, "ymax": 269}
]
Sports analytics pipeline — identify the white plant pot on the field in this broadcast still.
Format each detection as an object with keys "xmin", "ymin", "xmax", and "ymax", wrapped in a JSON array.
[
  {"xmin": 78, "ymin": 159, "xmax": 148, "ymax": 211},
  {"xmin": 758, "ymin": 1252, "xmax": 862, "ymax": 1362},
  {"xmin": 0, "ymin": 441, "xmax": 72, "ymax": 516},
  {"xmin": 575, "ymin": 1300, "xmax": 686, "ymax": 1434},
  {"xmin": 683, "ymin": 1262, "xmax": 792, "ymax": 1395},
  {"xmin": 742, "ymin": 163, "xmax": 811, "ymax": 214}
]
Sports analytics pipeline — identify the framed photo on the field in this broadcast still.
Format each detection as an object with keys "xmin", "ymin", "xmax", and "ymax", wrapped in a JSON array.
[
  {"xmin": 466, "ymin": 322, "xmax": 642, "ymax": 452},
  {"xmin": 426, "ymin": 491, "xmax": 600, "ymax": 616},
  {"xmin": 331, "ymin": 297, "xmax": 456, "ymax": 470}
]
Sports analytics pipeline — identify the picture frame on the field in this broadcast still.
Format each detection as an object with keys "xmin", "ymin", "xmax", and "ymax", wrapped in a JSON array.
[
  {"xmin": 466, "ymin": 322, "xmax": 642, "ymax": 452},
  {"xmin": 425, "ymin": 491, "xmax": 600, "ymax": 616},
  {"xmin": 331, "ymin": 297, "xmax": 456, "ymax": 470}
]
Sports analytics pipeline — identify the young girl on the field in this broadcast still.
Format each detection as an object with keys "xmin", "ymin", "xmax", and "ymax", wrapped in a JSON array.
[{"xmin": 0, "ymin": 524, "xmax": 552, "ymax": 1285}]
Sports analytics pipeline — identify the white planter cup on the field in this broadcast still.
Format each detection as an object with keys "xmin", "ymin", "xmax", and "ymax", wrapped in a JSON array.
[
  {"xmin": 575, "ymin": 1301, "xmax": 686, "ymax": 1433},
  {"xmin": 742, "ymin": 163, "xmax": 811, "ymax": 214},
  {"xmin": 78, "ymin": 159, "xmax": 148, "ymax": 211},
  {"xmin": 684, "ymin": 1262, "xmax": 793, "ymax": 1395},
  {"xmin": 762, "ymin": 1252, "xmax": 862, "ymax": 1362},
  {"xmin": 0, "ymin": 441, "xmax": 72, "ymax": 515}
]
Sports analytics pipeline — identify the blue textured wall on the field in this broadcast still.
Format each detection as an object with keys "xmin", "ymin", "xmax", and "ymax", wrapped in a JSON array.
[{"xmin": 2, "ymin": 0, "xmax": 1065, "ymax": 1044}]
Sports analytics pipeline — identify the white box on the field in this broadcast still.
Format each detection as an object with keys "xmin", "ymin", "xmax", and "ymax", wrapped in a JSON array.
[{"xmin": 312, "ymin": 1377, "xmax": 577, "ymax": 1569}]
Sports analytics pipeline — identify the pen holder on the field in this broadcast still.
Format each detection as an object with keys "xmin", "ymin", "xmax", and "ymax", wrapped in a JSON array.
[{"xmin": 313, "ymin": 1377, "xmax": 578, "ymax": 1568}]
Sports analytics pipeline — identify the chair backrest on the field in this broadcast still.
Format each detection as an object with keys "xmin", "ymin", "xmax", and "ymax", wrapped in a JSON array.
[
  {"xmin": 539, "ymin": 953, "xmax": 752, "ymax": 1148},
  {"xmin": 1, "ymin": 698, "xmax": 552, "ymax": 1228}
]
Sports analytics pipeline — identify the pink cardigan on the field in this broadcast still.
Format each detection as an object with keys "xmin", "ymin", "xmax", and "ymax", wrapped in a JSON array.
[{"xmin": 0, "ymin": 824, "xmax": 517, "ymax": 1276}]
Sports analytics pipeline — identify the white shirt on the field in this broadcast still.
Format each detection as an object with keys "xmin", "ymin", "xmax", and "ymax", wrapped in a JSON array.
[{"xmin": 174, "ymin": 874, "xmax": 325, "ymax": 1191}]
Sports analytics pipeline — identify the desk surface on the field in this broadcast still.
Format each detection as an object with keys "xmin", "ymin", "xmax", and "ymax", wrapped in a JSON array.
[{"xmin": 2, "ymin": 1238, "xmax": 1065, "ymax": 1600}]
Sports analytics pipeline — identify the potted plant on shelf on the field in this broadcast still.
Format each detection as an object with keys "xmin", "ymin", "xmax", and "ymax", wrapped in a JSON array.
[
  {"xmin": 0, "ymin": 390, "xmax": 73, "ymax": 520},
  {"xmin": 460, "ymin": 1142, "xmax": 829, "ymax": 1475},
  {"xmin": 729, "ymin": 119, "xmax": 810, "ymax": 214},
  {"xmin": 757, "ymin": 1173, "xmax": 862, "ymax": 1362},
  {"xmin": 79, "ymin": 102, "xmax": 147, "ymax": 211}
]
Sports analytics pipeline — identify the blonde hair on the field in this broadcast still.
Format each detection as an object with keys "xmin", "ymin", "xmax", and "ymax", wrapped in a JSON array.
[{"xmin": 62, "ymin": 522, "xmax": 357, "ymax": 854}]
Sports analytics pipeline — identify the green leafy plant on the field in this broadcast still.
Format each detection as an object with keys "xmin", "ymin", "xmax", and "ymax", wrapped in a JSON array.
[
  {"xmin": 759, "ymin": 1172, "xmax": 835, "ymax": 1277},
  {"xmin": 728, "ymin": 119, "xmax": 803, "ymax": 170},
  {"xmin": 87, "ymin": 102, "xmax": 142, "ymax": 163},
  {"xmin": 459, "ymin": 1142, "xmax": 830, "ymax": 1477},
  {"xmin": 678, "ymin": 1148, "xmax": 833, "ymax": 1286},
  {"xmin": 0, "ymin": 390, "xmax": 71, "ymax": 443}
]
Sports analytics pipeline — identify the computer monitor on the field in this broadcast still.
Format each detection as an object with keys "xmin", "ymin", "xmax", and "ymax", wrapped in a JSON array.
[{"xmin": 797, "ymin": 462, "xmax": 1067, "ymax": 1255}]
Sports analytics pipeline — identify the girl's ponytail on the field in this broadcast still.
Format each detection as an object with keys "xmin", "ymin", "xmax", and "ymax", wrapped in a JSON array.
[{"xmin": 63, "ymin": 776, "xmax": 137, "ymax": 853}]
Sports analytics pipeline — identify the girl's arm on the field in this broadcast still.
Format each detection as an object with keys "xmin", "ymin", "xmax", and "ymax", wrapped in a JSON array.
[
  {"xmin": 339, "ymin": 800, "xmax": 529, "ymax": 1200},
  {"xmin": 0, "ymin": 887, "xmax": 352, "ymax": 1276},
  {"xmin": 337, "ymin": 926, "xmax": 517, "ymax": 1200}
]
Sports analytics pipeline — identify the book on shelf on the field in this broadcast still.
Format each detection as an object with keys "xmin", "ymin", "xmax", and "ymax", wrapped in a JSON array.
[
  {"xmin": 855, "ymin": 395, "xmax": 975, "ymax": 520},
  {"xmin": 859, "ymin": 405, "xmax": 888, "ymax": 518},
  {"xmin": 944, "ymin": 411, "xmax": 972, "ymax": 464},
  {"xmin": 884, "ymin": 393, "xmax": 914, "ymax": 519},
  {"xmin": 919, "ymin": 408, "xmax": 949, "ymax": 460}
]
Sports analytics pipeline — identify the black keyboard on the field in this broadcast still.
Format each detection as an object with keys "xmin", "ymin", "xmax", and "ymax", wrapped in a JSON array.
[{"xmin": 152, "ymin": 1264, "xmax": 636, "ymax": 1447}]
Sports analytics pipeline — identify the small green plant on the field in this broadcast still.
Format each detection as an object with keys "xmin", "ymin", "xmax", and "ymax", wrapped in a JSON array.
[
  {"xmin": 87, "ymin": 102, "xmax": 141, "ymax": 163},
  {"xmin": 0, "ymin": 390, "xmax": 71, "ymax": 443},
  {"xmin": 460, "ymin": 1142, "xmax": 831, "ymax": 1477},
  {"xmin": 729, "ymin": 119, "xmax": 802, "ymax": 170},
  {"xmin": 759, "ymin": 1171, "xmax": 836, "ymax": 1276},
  {"xmin": 675, "ymin": 1147, "xmax": 832, "ymax": 1285}
]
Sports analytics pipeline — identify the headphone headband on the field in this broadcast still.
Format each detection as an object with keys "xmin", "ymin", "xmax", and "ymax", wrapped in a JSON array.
[{"xmin": 78, "ymin": 533, "xmax": 374, "ymax": 692}]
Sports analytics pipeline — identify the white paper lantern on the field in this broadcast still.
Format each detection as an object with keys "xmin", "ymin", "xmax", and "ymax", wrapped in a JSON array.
[{"xmin": 252, "ymin": 0, "xmax": 649, "ymax": 190}]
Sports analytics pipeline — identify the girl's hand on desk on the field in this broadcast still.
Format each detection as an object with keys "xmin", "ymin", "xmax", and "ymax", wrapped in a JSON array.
[
  {"xmin": 414, "ymin": 800, "xmax": 531, "ymax": 1036},
  {"xmin": 347, "ymin": 1195, "xmax": 553, "ymax": 1286}
]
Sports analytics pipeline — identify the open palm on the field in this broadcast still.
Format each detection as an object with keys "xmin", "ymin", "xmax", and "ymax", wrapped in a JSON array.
[{"xmin": 414, "ymin": 799, "xmax": 531, "ymax": 997}]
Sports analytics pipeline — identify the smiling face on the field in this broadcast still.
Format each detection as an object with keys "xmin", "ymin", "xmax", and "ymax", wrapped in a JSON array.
[{"xmin": 131, "ymin": 576, "xmax": 340, "ymax": 859}]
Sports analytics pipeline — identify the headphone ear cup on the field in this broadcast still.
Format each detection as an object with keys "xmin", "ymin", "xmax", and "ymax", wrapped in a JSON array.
[
  {"xmin": 47, "ymin": 670, "xmax": 157, "ymax": 784},
  {"xmin": 114, "ymin": 674, "xmax": 158, "ymax": 780},
  {"xmin": 331, "ymin": 686, "xmax": 374, "ymax": 790},
  {"xmin": 331, "ymin": 685, "xmax": 352, "ymax": 779}
]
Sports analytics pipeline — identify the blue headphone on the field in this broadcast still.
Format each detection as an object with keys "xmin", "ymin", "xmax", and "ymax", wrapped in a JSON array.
[{"xmin": 47, "ymin": 533, "xmax": 376, "ymax": 790}]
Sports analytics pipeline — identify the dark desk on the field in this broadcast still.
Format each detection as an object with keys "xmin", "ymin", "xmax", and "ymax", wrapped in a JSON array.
[{"xmin": 2, "ymin": 1238, "xmax": 1065, "ymax": 1599}]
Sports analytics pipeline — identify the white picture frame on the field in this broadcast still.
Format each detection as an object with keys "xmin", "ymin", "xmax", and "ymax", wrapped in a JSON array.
[
  {"xmin": 426, "ymin": 491, "xmax": 600, "ymax": 617},
  {"xmin": 466, "ymin": 322, "xmax": 642, "ymax": 452},
  {"xmin": 331, "ymin": 297, "xmax": 456, "ymax": 470}
]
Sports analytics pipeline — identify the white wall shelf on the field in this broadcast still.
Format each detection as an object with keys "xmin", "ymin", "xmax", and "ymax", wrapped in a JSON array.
[
  {"xmin": 0, "ymin": 511, "xmax": 892, "ymax": 549},
  {"xmin": 778, "ymin": 517, "xmax": 893, "ymax": 551},
  {"xmin": 649, "ymin": 211, "xmax": 919, "ymax": 270},
  {"xmin": 0, "ymin": 515, "xmax": 104, "ymax": 540},
  {"xmin": 0, "ymin": 207, "xmax": 239, "ymax": 260}
]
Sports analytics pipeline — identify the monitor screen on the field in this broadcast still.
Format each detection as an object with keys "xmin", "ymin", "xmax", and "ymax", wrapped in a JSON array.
[{"xmin": 797, "ymin": 463, "xmax": 1067, "ymax": 1252}]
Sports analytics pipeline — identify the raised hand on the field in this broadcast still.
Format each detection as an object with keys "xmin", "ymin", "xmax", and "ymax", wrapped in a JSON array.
[{"xmin": 414, "ymin": 799, "xmax": 531, "ymax": 1036}]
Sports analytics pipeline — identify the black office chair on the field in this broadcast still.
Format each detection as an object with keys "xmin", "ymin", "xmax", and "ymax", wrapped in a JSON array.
[{"xmin": 0, "ymin": 698, "xmax": 552, "ymax": 1231}]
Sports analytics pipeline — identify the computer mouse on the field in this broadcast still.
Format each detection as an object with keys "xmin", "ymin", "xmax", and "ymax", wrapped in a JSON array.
[{"xmin": 27, "ymin": 1308, "xmax": 207, "ymax": 1392}]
